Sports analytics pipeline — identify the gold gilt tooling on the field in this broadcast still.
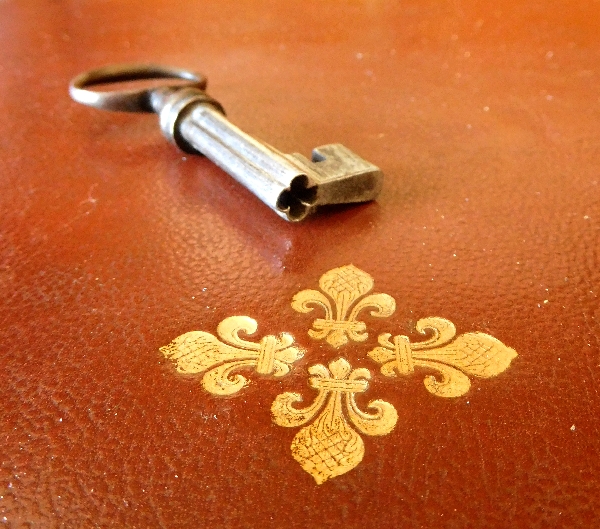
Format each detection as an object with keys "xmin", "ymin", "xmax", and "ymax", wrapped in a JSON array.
[
  {"xmin": 160, "ymin": 265, "xmax": 518, "ymax": 483},
  {"xmin": 271, "ymin": 358, "xmax": 397, "ymax": 484},
  {"xmin": 160, "ymin": 316, "xmax": 304, "ymax": 395},
  {"xmin": 291, "ymin": 264, "xmax": 396, "ymax": 348},
  {"xmin": 367, "ymin": 317, "xmax": 517, "ymax": 397}
]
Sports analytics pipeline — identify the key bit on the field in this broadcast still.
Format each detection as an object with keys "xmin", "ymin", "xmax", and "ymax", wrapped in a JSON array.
[{"xmin": 69, "ymin": 64, "xmax": 383, "ymax": 222}]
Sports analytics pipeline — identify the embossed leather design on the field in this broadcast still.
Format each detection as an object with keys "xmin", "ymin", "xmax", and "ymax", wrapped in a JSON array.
[{"xmin": 1, "ymin": 1, "xmax": 599, "ymax": 527}]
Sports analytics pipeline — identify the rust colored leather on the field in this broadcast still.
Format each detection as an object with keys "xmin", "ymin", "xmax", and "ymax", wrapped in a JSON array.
[{"xmin": 1, "ymin": 1, "xmax": 599, "ymax": 527}]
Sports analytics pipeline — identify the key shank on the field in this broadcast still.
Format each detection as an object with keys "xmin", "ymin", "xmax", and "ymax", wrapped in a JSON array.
[{"xmin": 157, "ymin": 88, "xmax": 382, "ymax": 222}]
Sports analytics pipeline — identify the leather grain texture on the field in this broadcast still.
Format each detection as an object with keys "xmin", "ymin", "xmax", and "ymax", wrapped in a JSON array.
[{"xmin": 1, "ymin": 0, "xmax": 599, "ymax": 527}]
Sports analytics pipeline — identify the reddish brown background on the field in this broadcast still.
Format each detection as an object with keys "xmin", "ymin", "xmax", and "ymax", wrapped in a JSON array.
[{"xmin": 1, "ymin": 1, "xmax": 599, "ymax": 527}]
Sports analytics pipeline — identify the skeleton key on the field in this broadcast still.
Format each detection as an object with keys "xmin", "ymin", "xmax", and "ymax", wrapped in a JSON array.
[{"xmin": 70, "ymin": 64, "xmax": 383, "ymax": 222}]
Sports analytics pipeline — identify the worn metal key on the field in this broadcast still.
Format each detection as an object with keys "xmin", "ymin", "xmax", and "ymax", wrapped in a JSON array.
[{"xmin": 70, "ymin": 64, "xmax": 383, "ymax": 222}]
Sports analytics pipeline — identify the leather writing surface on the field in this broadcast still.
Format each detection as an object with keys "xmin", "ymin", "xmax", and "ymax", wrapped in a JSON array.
[{"xmin": 1, "ymin": 0, "xmax": 599, "ymax": 527}]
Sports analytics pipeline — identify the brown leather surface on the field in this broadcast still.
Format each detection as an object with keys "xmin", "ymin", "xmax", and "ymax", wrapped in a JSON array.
[{"xmin": 2, "ymin": 1, "xmax": 599, "ymax": 527}]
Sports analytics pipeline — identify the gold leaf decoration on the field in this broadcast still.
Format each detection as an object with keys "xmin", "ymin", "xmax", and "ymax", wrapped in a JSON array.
[
  {"xmin": 290, "ymin": 407, "xmax": 364, "ymax": 485},
  {"xmin": 160, "ymin": 266, "xmax": 520, "ymax": 483},
  {"xmin": 368, "ymin": 317, "xmax": 518, "ymax": 397},
  {"xmin": 291, "ymin": 264, "xmax": 396, "ymax": 348},
  {"xmin": 272, "ymin": 358, "xmax": 398, "ymax": 484},
  {"xmin": 160, "ymin": 316, "xmax": 304, "ymax": 395}
]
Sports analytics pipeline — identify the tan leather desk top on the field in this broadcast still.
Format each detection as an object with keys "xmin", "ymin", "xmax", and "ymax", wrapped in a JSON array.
[{"xmin": 1, "ymin": 1, "xmax": 599, "ymax": 527}]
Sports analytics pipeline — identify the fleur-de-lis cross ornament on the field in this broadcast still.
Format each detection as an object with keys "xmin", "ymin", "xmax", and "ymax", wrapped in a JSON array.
[{"xmin": 160, "ymin": 265, "xmax": 518, "ymax": 483}]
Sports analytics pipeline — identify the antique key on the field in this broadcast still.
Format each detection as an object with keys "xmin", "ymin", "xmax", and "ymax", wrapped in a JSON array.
[{"xmin": 70, "ymin": 64, "xmax": 383, "ymax": 222}]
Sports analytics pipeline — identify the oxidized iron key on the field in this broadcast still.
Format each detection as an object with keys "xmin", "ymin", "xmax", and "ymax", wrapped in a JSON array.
[{"xmin": 70, "ymin": 64, "xmax": 383, "ymax": 222}]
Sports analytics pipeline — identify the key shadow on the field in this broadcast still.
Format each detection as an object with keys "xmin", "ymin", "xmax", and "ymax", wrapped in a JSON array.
[{"xmin": 166, "ymin": 156, "xmax": 382, "ymax": 273}]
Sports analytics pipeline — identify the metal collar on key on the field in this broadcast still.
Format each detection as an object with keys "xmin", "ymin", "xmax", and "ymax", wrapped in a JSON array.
[{"xmin": 69, "ymin": 63, "xmax": 383, "ymax": 222}]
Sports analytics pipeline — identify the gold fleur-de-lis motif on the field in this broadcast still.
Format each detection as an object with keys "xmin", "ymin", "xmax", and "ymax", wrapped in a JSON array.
[
  {"xmin": 271, "ymin": 358, "xmax": 398, "ymax": 484},
  {"xmin": 160, "ymin": 316, "xmax": 304, "ymax": 396},
  {"xmin": 291, "ymin": 264, "xmax": 396, "ymax": 348},
  {"xmin": 367, "ymin": 317, "xmax": 517, "ymax": 397}
]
